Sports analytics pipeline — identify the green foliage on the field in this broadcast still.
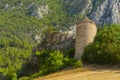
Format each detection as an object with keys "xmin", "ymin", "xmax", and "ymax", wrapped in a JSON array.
[
  {"xmin": 32, "ymin": 49, "xmax": 83, "ymax": 78},
  {"xmin": 95, "ymin": 24, "xmax": 120, "ymax": 44},
  {"xmin": 82, "ymin": 24, "xmax": 120, "ymax": 64},
  {"xmin": 7, "ymin": 73, "xmax": 17, "ymax": 80},
  {"xmin": 63, "ymin": 58, "xmax": 76, "ymax": 67},
  {"xmin": 18, "ymin": 48, "xmax": 82, "ymax": 79},
  {"xmin": 19, "ymin": 77, "xmax": 30, "ymax": 80},
  {"xmin": 35, "ymin": 50, "xmax": 64, "ymax": 75},
  {"xmin": 73, "ymin": 60, "xmax": 83, "ymax": 68},
  {"xmin": 64, "ymin": 48, "xmax": 75, "ymax": 58},
  {"xmin": 63, "ymin": 58, "xmax": 82, "ymax": 68},
  {"xmin": 0, "ymin": 0, "xmax": 83, "ymax": 30},
  {"xmin": 0, "ymin": 0, "xmax": 84, "ymax": 79},
  {"xmin": 0, "ymin": 11, "xmax": 44, "ymax": 79}
]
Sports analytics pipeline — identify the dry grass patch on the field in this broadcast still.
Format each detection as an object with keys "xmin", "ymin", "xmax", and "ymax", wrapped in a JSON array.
[{"xmin": 34, "ymin": 64, "xmax": 120, "ymax": 80}]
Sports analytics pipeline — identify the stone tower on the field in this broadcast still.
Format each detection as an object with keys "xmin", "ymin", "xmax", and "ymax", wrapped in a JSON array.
[{"xmin": 75, "ymin": 17, "xmax": 97, "ymax": 59}]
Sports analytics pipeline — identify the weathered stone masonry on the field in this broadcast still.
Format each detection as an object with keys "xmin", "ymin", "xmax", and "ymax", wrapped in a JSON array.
[{"xmin": 75, "ymin": 17, "xmax": 97, "ymax": 59}]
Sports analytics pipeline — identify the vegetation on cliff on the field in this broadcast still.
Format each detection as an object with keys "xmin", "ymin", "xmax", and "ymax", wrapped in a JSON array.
[
  {"xmin": 82, "ymin": 24, "xmax": 120, "ymax": 64},
  {"xmin": 0, "ymin": 0, "xmax": 120, "ymax": 80},
  {"xmin": 0, "ymin": 0, "xmax": 82, "ymax": 79}
]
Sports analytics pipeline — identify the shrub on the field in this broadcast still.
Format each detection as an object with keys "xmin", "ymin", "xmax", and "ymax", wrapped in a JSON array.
[
  {"xmin": 7, "ymin": 73, "xmax": 17, "ymax": 80},
  {"xmin": 35, "ymin": 49, "xmax": 83, "ymax": 76},
  {"xmin": 63, "ymin": 58, "xmax": 77, "ymax": 67},
  {"xmin": 82, "ymin": 24, "xmax": 120, "ymax": 64},
  {"xmin": 35, "ymin": 50, "xmax": 64, "ymax": 75},
  {"xmin": 73, "ymin": 60, "xmax": 83, "ymax": 68},
  {"xmin": 63, "ymin": 58, "xmax": 83, "ymax": 68},
  {"xmin": 64, "ymin": 48, "xmax": 75, "ymax": 58}
]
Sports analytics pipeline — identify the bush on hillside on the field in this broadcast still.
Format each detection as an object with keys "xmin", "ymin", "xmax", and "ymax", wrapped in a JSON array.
[
  {"xmin": 82, "ymin": 24, "xmax": 120, "ymax": 64},
  {"xmin": 73, "ymin": 60, "xmax": 83, "ymax": 68},
  {"xmin": 63, "ymin": 58, "xmax": 83, "ymax": 68},
  {"xmin": 33, "ymin": 49, "xmax": 83, "ymax": 77},
  {"xmin": 7, "ymin": 73, "xmax": 17, "ymax": 80},
  {"xmin": 63, "ymin": 48, "xmax": 75, "ymax": 58},
  {"xmin": 35, "ymin": 50, "xmax": 64, "ymax": 75}
]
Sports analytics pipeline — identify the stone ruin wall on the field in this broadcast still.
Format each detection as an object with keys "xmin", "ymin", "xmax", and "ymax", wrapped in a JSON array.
[{"xmin": 75, "ymin": 17, "xmax": 97, "ymax": 59}]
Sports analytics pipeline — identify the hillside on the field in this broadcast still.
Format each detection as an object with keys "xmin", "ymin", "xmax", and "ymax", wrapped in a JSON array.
[
  {"xmin": 65, "ymin": 0, "xmax": 120, "ymax": 25},
  {"xmin": 0, "ymin": 0, "xmax": 78, "ymax": 79},
  {"xmin": 1, "ymin": 0, "xmax": 120, "ymax": 25},
  {"xmin": 0, "ymin": 0, "xmax": 120, "ymax": 80}
]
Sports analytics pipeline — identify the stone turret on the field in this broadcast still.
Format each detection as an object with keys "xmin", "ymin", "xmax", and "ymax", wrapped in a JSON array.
[{"xmin": 75, "ymin": 17, "xmax": 97, "ymax": 59}]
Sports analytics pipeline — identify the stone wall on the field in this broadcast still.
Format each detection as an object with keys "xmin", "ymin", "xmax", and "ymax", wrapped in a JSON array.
[{"xmin": 75, "ymin": 17, "xmax": 97, "ymax": 59}]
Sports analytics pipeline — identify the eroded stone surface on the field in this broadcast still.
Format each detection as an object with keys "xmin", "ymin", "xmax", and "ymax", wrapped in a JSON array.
[{"xmin": 75, "ymin": 17, "xmax": 97, "ymax": 59}]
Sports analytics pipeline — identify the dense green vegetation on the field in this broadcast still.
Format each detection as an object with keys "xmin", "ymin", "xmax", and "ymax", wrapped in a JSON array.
[
  {"xmin": 82, "ymin": 24, "xmax": 120, "ymax": 64},
  {"xmin": 0, "ymin": 11, "xmax": 44, "ymax": 80},
  {"xmin": 19, "ymin": 49, "xmax": 82, "ymax": 80},
  {"xmin": 35, "ymin": 49, "xmax": 82, "ymax": 74},
  {"xmin": 0, "ymin": 0, "xmax": 82, "ymax": 29},
  {"xmin": 1, "ymin": 0, "xmax": 120, "ymax": 80},
  {"xmin": 0, "ymin": 0, "xmax": 83, "ymax": 79}
]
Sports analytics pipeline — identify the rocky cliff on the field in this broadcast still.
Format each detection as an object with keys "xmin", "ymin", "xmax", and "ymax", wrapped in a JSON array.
[
  {"xmin": 65, "ymin": 0, "xmax": 120, "ymax": 25},
  {"xmin": 37, "ymin": 25, "xmax": 76, "ymax": 51},
  {"xmin": 1, "ymin": 0, "xmax": 120, "ymax": 25}
]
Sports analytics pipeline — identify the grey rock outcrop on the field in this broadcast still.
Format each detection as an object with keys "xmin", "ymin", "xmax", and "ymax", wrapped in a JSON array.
[
  {"xmin": 65, "ymin": 0, "xmax": 120, "ymax": 25},
  {"xmin": 4, "ymin": 4, "xmax": 9, "ymax": 10},
  {"xmin": 65, "ymin": 0, "xmax": 92, "ymax": 15},
  {"xmin": 31, "ymin": 5, "xmax": 48, "ymax": 19},
  {"xmin": 37, "ymin": 26, "xmax": 76, "ymax": 51},
  {"xmin": 89, "ymin": 0, "xmax": 120, "ymax": 25},
  {"xmin": 2, "ymin": 2, "xmax": 49, "ymax": 19}
]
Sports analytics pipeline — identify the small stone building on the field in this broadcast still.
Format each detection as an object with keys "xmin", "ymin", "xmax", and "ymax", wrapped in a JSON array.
[{"xmin": 75, "ymin": 17, "xmax": 97, "ymax": 59}]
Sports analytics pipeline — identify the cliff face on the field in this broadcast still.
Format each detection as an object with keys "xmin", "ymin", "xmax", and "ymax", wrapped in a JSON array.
[
  {"xmin": 65, "ymin": 0, "xmax": 120, "ymax": 25},
  {"xmin": 65, "ymin": 0, "xmax": 92, "ymax": 15},
  {"xmin": 1, "ymin": 2, "xmax": 49, "ymax": 19},
  {"xmin": 1, "ymin": 0, "xmax": 120, "ymax": 25},
  {"xmin": 90, "ymin": 0, "xmax": 120, "ymax": 25}
]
